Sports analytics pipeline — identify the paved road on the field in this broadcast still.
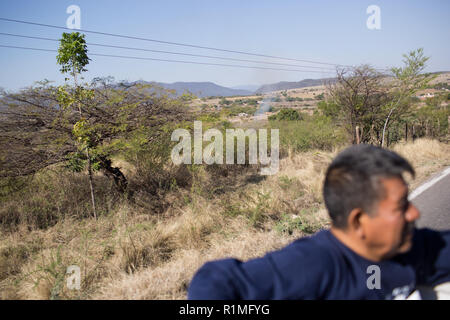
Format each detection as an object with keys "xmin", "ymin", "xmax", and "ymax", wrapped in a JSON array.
[{"xmin": 410, "ymin": 167, "xmax": 450, "ymax": 231}]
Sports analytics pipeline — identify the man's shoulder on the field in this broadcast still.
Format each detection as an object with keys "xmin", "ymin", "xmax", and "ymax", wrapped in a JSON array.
[
  {"xmin": 267, "ymin": 229, "xmax": 340, "ymax": 271},
  {"xmin": 409, "ymin": 228, "xmax": 450, "ymax": 253},
  {"xmin": 285, "ymin": 229, "xmax": 337, "ymax": 253},
  {"xmin": 188, "ymin": 229, "xmax": 355, "ymax": 299},
  {"xmin": 393, "ymin": 228, "xmax": 450, "ymax": 270}
]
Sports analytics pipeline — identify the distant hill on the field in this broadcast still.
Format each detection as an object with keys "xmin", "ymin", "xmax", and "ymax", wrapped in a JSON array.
[
  {"xmin": 230, "ymin": 84, "xmax": 259, "ymax": 92},
  {"xmin": 127, "ymin": 81, "xmax": 253, "ymax": 98},
  {"xmin": 255, "ymin": 78, "xmax": 336, "ymax": 94}
]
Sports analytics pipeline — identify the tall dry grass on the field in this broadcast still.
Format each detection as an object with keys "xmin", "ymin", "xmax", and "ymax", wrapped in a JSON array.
[
  {"xmin": 0, "ymin": 138, "xmax": 448, "ymax": 300},
  {"xmin": 393, "ymin": 138, "xmax": 450, "ymax": 189}
]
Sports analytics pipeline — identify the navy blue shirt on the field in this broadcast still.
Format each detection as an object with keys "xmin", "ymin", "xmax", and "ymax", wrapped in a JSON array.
[{"xmin": 188, "ymin": 228, "xmax": 450, "ymax": 299}]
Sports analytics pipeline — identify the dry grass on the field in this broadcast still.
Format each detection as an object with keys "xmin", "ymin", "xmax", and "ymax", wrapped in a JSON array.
[
  {"xmin": 93, "ymin": 225, "xmax": 295, "ymax": 300},
  {"xmin": 0, "ymin": 138, "xmax": 448, "ymax": 300},
  {"xmin": 392, "ymin": 138, "xmax": 450, "ymax": 189}
]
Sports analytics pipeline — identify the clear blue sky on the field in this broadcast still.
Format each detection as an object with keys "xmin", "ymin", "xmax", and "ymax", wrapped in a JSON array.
[{"xmin": 0, "ymin": 0, "xmax": 449, "ymax": 91}]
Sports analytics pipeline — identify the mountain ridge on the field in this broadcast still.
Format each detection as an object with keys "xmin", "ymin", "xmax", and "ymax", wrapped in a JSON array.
[{"xmin": 255, "ymin": 78, "xmax": 336, "ymax": 93}]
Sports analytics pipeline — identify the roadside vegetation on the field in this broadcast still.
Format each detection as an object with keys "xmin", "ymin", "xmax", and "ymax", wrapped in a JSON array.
[{"xmin": 0, "ymin": 35, "xmax": 449, "ymax": 299}]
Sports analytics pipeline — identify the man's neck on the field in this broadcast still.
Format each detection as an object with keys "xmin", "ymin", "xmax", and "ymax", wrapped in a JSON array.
[{"xmin": 330, "ymin": 227, "xmax": 383, "ymax": 263}]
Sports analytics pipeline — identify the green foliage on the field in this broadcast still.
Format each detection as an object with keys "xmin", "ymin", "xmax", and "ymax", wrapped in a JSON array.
[
  {"xmin": 196, "ymin": 113, "xmax": 221, "ymax": 122},
  {"xmin": 322, "ymin": 49, "xmax": 437, "ymax": 145},
  {"xmin": 244, "ymin": 98, "xmax": 259, "ymax": 106},
  {"xmin": 272, "ymin": 96, "xmax": 282, "ymax": 102},
  {"xmin": 286, "ymin": 96, "xmax": 303, "ymax": 102},
  {"xmin": 317, "ymin": 101, "xmax": 341, "ymax": 118},
  {"xmin": 180, "ymin": 90, "xmax": 197, "ymax": 102},
  {"xmin": 274, "ymin": 211, "xmax": 320, "ymax": 235},
  {"xmin": 35, "ymin": 246, "xmax": 67, "ymax": 300},
  {"xmin": 56, "ymin": 32, "xmax": 90, "ymax": 79},
  {"xmin": 391, "ymin": 48, "xmax": 430, "ymax": 84},
  {"xmin": 247, "ymin": 191, "xmax": 271, "ymax": 228},
  {"xmin": 432, "ymin": 82, "xmax": 450, "ymax": 90},
  {"xmin": 0, "ymin": 169, "xmax": 120, "ymax": 231},
  {"xmin": 221, "ymin": 105, "xmax": 256, "ymax": 117},
  {"xmin": 65, "ymin": 152, "xmax": 86, "ymax": 172},
  {"xmin": 269, "ymin": 108, "xmax": 302, "ymax": 121},
  {"xmin": 224, "ymin": 205, "xmax": 243, "ymax": 217},
  {"xmin": 221, "ymin": 120, "xmax": 233, "ymax": 129},
  {"xmin": 219, "ymin": 98, "xmax": 232, "ymax": 106},
  {"xmin": 414, "ymin": 104, "xmax": 450, "ymax": 137},
  {"xmin": 270, "ymin": 114, "xmax": 346, "ymax": 152},
  {"xmin": 278, "ymin": 175, "xmax": 296, "ymax": 190}
]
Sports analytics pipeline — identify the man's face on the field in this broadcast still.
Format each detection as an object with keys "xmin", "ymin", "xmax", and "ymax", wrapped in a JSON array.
[{"xmin": 362, "ymin": 177, "xmax": 421, "ymax": 259}]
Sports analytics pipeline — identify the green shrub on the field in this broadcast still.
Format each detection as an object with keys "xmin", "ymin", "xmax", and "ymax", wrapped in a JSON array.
[
  {"xmin": 270, "ymin": 114, "xmax": 347, "ymax": 152},
  {"xmin": 273, "ymin": 96, "xmax": 282, "ymax": 102},
  {"xmin": 219, "ymin": 98, "xmax": 232, "ymax": 106},
  {"xmin": 274, "ymin": 211, "xmax": 321, "ymax": 235},
  {"xmin": 269, "ymin": 108, "xmax": 302, "ymax": 121}
]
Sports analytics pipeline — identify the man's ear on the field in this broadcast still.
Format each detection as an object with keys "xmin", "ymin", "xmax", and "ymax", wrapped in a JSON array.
[{"xmin": 347, "ymin": 208, "xmax": 365, "ymax": 239}]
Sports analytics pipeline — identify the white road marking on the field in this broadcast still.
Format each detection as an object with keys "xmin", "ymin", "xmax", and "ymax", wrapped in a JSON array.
[{"xmin": 409, "ymin": 167, "xmax": 450, "ymax": 200}]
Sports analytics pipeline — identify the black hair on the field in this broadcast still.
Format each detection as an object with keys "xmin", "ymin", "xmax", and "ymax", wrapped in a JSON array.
[{"xmin": 323, "ymin": 144, "xmax": 415, "ymax": 229}]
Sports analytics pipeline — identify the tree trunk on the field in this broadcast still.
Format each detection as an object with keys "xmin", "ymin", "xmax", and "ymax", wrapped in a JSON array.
[
  {"xmin": 382, "ymin": 109, "xmax": 393, "ymax": 147},
  {"xmin": 448, "ymin": 116, "xmax": 450, "ymax": 134},
  {"xmin": 437, "ymin": 118, "xmax": 440, "ymax": 136},
  {"xmin": 370, "ymin": 123, "xmax": 375, "ymax": 144},
  {"xmin": 74, "ymin": 70, "xmax": 97, "ymax": 219},
  {"xmin": 99, "ymin": 156, "xmax": 128, "ymax": 194},
  {"xmin": 405, "ymin": 122, "xmax": 408, "ymax": 142},
  {"xmin": 86, "ymin": 148, "xmax": 97, "ymax": 219},
  {"xmin": 356, "ymin": 126, "xmax": 361, "ymax": 144},
  {"xmin": 387, "ymin": 130, "xmax": 390, "ymax": 147}
]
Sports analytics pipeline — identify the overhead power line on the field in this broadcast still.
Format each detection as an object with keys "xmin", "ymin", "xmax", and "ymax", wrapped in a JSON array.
[
  {"xmin": 0, "ymin": 44, "xmax": 336, "ymax": 74},
  {"xmin": 0, "ymin": 32, "xmax": 337, "ymax": 71},
  {"xmin": 0, "ymin": 17, "xmax": 365, "ymax": 69}
]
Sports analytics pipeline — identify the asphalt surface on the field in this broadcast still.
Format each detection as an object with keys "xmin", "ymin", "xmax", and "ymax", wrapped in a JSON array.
[{"xmin": 411, "ymin": 167, "xmax": 450, "ymax": 231}]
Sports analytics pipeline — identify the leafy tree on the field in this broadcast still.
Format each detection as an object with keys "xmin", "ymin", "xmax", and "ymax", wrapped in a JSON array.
[
  {"xmin": 0, "ymin": 36, "xmax": 190, "ymax": 220},
  {"xmin": 323, "ymin": 49, "xmax": 434, "ymax": 146},
  {"xmin": 381, "ymin": 48, "xmax": 435, "ymax": 146},
  {"xmin": 326, "ymin": 65, "xmax": 389, "ymax": 144},
  {"xmin": 0, "ymin": 79, "xmax": 188, "ymax": 189},
  {"xmin": 56, "ymin": 32, "xmax": 90, "ymax": 82},
  {"xmin": 317, "ymin": 101, "xmax": 340, "ymax": 118},
  {"xmin": 56, "ymin": 32, "xmax": 98, "ymax": 218}
]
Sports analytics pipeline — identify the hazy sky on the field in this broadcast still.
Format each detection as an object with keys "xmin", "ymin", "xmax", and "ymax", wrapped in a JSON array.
[{"xmin": 0, "ymin": 0, "xmax": 449, "ymax": 91}]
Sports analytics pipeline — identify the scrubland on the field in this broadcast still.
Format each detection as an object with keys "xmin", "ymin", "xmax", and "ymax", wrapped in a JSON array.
[{"xmin": 1, "ymin": 138, "xmax": 448, "ymax": 300}]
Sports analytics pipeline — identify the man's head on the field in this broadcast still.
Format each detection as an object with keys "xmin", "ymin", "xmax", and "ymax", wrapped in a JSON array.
[{"xmin": 324, "ymin": 144, "xmax": 420, "ymax": 261}]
